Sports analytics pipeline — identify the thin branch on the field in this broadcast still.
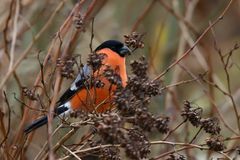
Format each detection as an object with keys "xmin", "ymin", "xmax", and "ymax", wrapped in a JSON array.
[
  {"xmin": 0, "ymin": 0, "xmax": 67, "ymax": 89},
  {"xmin": 213, "ymin": 28, "xmax": 240, "ymax": 132},
  {"xmin": 0, "ymin": 91, "xmax": 11, "ymax": 147},
  {"xmin": 43, "ymin": 128, "xmax": 77, "ymax": 160},
  {"xmin": 153, "ymin": 0, "xmax": 234, "ymax": 81},
  {"xmin": 179, "ymin": 63, "xmax": 239, "ymax": 135},
  {"xmin": 189, "ymin": 127, "xmax": 202, "ymax": 144},
  {"xmin": 89, "ymin": 18, "xmax": 95, "ymax": 53},
  {"xmin": 163, "ymin": 119, "xmax": 187, "ymax": 141},
  {"xmin": 131, "ymin": 0, "xmax": 156, "ymax": 32},
  {"xmin": 8, "ymin": 0, "xmax": 20, "ymax": 71},
  {"xmin": 61, "ymin": 145, "xmax": 82, "ymax": 160}
]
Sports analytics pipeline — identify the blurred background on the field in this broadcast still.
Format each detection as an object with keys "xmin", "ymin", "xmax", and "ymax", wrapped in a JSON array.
[{"xmin": 0, "ymin": 0, "xmax": 240, "ymax": 159}]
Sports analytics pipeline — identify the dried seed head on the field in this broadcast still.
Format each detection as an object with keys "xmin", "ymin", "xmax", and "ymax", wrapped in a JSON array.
[
  {"xmin": 130, "ymin": 56, "xmax": 148, "ymax": 77},
  {"xmin": 56, "ymin": 57, "xmax": 75, "ymax": 79},
  {"xmin": 103, "ymin": 66, "xmax": 122, "ymax": 86},
  {"xmin": 124, "ymin": 32, "xmax": 144, "ymax": 50},
  {"xmin": 100, "ymin": 147, "xmax": 120, "ymax": 160},
  {"xmin": 135, "ymin": 111, "xmax": 155, "ymax": 131},
  {"xmin": 154, "ymin": 116, "xmax": 170, "ymax": 134},
  {"xmin": 87, "ymin": 53, "xmax": 106, "ymax": 72},
  {"xmin": 70, "ymin": 110, "xmax": 89, "ymax": 120},
  {"xmin": 201, "ymin": 117, "xmax": 221, "ymax": 135},
  {"xmin": 124, "ymin": 129, "xmax": 150, "ymax": 159},
  {"xmin": 22, "ymin": 87, "xmax": 37, "ymax": 100},
  {"xmin": 96, "ymin": 113, "xmax": 125, "ymax": 144},
  {"xmin": 236, "ymin": 146, "xmax": 240, "ymax": 155},
  {"xmin": 166, "ymin": 154, "xmax": 186, "ymax": 160},
  {"xmin": 113, "ymin": 87, "xmax": 137, "ymax": 116},
  {"xmin": 113, "ymin": 56, "xmax": 161, "ymax": 117},
  {"xmin": 206, "ymin": 136, "xmax": 225, "ymax": 151},
  {"xmin": 181, "ymin": 101, "xmax": 202, "ymax": 127},
  {"xmin": 73, "ymin": 13, "xmax": 84, "ymax": 29},
  {"xmin": 94, "ymin": 79, "xmax": 105, "ymax": 88}
]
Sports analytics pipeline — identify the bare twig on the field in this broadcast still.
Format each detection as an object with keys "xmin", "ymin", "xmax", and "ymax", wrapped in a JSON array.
[
  {"xmin": 163, "ymin": 119, "xmax": 187, "ymax": 141},
  {"xmin": 153, "ymin": 0, "xmax": 234, "ymax": 81},
  {"xmin": 0, "ymin": 92, "xmax": 11, "ymax": 147},
  {"xmin": 0, "ymin": 0, "xmax": 67, "ymax": 89},
  {"xmin": 61, "ymin": 145, "xmax": 82, "ymax": 160},
  {"xmin": 159, "ymin": 77, "xmax": 199, "ymax": 92},
  {"xmin": 8, "ymin": 0, "xmax": 20, "ymax": 71},
  {"xmin": 89, "ymin": 18, "xmax": 95, "ymax": 53},
  {"xmin": 131, "ymin": 0, "xmax": 156, "ymax": 32},
  {"xmin": 179, "ymin": 63, "xmax": 239, "ymax": 135}
]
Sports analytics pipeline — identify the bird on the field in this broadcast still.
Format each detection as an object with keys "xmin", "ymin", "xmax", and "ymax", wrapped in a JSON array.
[{"xmin": 24, "ymin": 40, "xmax": 131, "ymax": 134}]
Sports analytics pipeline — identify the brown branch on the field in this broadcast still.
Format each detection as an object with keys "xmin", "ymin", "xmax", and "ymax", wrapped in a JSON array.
[
  {"xmin": 158, "ymin": 0, "xmax": 198, "ymax": 36},
  {"xmin": 0, "ymin": 92, "xmax": 11, "ymax": 147},
  {"xmin": 212, "ymin": 27, "xmax": 240, "ymax": 132},
  {"xmin": 163, "ymin": 119, "xmax": 187, "ymax": 141},
  {"xmin": 2, "ymin": 0, "xmax": 23, "ymax": 92},
  {"xmin": 131, "ymin": 0, "xmax": 156, "ymax": 32},
  {"xmin": 179, "ymin": 63, "xmax": 239, "ymax": 135},
  {"xmin": 0, "ymin": 0, "xmax": 67, "ymax": 90},
  {"xmin": 10, "ymin": 0, "xmax": 68, "ymax": 157},
  {"xmin": 153, "ymin": 0, "xmax": 234, "ymax": 82},
  {"xmin": 43, "ymin": 128, "xmax": 77, "ymax": 160}
]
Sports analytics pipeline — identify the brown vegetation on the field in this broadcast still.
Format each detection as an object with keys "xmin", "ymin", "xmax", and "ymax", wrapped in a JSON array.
[{"xmin": 0, "ymin": 0, "xmax": 240, "ymax": 159}]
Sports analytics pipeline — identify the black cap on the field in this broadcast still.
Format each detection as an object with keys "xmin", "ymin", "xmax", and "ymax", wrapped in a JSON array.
[{"xmin": 95, "ymin": 40, "xmax": 131, "ymax": 57}]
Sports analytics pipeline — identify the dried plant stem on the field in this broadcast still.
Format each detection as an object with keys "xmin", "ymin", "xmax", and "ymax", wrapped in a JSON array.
[
  {"xmin": 61, "ymin": 145, "xmax": 82, "ymax": 160},
  {"xmin": 218, "ymin": 49, "xmax": 240, "ymax": 132},
  {"xmin": 48, "ymin": 71, "xmax": 62, "ymax": 160},
  {"xmin": 0, "ymin": 0, "xmax": 66, "ymax": 90},
  {"xmin": 165, "ymin": 0, "xmax": 198, "ymax": 111},
  {"xmin": 43, "ymin": 128, "xmax": 77, "ymax": 160},
  {"xmin": 34, "ymin": 123, "xmax": 65, "ymax": 160},
  {"xmin": 8, "ymin": 0, "xmax": 20, "ymax": 71},
  {"xmin": 153, "ymin": 0, "xmax": 234, "ymax": 81},
  {"xmin": 189, "ymin": 127, "xmax": 202, "ymax": 144},
  {"xmin": 0, "ymin": 92, "xmax": 11, "ymax": 148},
  {"xmin": 131, "ymin": 0, "xmax": 156, "ymax": 32},
  {"xmin": 160, "ymin": 78, "xmax": 199, "ymax": 92},
  {"xmin": 10, "ymin": 1, "xmax": 67, "ymax": 157},
  {"xmin": 12, "ymin": 0, "xmax": 106, "ymax": 153},
  {"xmin": 158, "ymin": 0, "xmax": 198, "ymax": 35},
  {"xmin": 163, "ymin": 119, "xmax": 187, "ymax": 141},
  {"xmin": 2, "ymin": 0, "xmax": 23, "ymax": 91},
  {"xmin": 179, "ymin": 63, "xmax": 239, "ymax": 135},
  {"xmin": 153, "ymin": 145, "xmax": 231, "ymax": 160}
]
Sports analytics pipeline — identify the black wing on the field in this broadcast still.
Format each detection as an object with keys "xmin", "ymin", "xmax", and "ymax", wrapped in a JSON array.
[{"xmin": 57, "ymin": 65, "xmax": 91, "ymax": 105}]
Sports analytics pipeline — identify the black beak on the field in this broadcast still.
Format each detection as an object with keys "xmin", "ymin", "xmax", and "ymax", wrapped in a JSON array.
[{"xmin": 119, "ymin": 45, "xmax": 131, "ymax": 57}]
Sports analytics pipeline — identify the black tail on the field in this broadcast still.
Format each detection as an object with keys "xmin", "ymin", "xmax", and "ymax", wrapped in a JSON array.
[
  {"xmin": 24, "ymin": 116, "xmax": 48, "ymax": 134},
  {"xmin": 24, "ymin": 106, "xmax": 69, "ymax": 134}
]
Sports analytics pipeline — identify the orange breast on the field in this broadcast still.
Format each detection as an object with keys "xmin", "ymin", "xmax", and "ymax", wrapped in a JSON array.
[
  {"xmin": 70, "ymin": 77, "xmax": 117, "ymax": 112},
  {"xmin": 70, "ymin": 48, "xmax": 127, "ymax": 113}
]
